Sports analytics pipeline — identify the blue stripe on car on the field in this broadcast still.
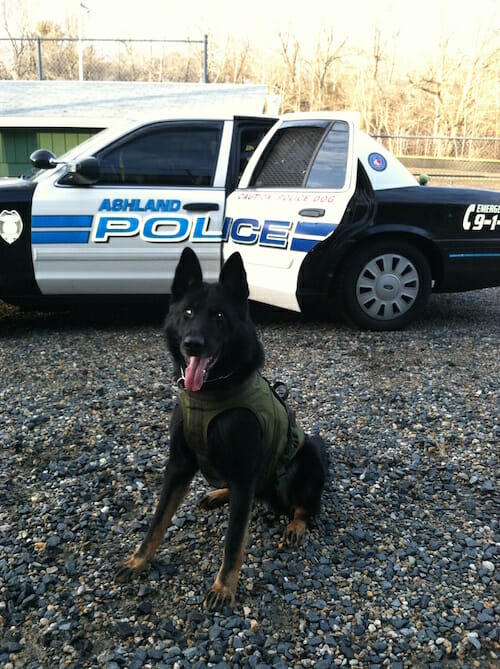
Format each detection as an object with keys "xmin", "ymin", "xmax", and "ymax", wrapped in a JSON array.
[
  {"xmin": 291, "ymin": 221, "xmax": 337, "ymax": 252},
  {"xmin": 449, "ymin": 253, "xmax": 500, "ymax": 258},
  {"xmin": 32, "ymin": 231, "xmax": 90, "ymax": 244},
  {"xmin": 295, "ymin": 222, "xmax": 337, "ymax": 237},
  {"xmin": 32, "ymin": 215, "xmax": 93, "ymax": 229},
  {"xmin": 291, "ymin": 238, "xmax": 318, "ymax": 252}
]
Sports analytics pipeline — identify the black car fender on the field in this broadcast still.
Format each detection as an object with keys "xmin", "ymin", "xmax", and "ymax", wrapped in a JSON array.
[
  {"xmin": 296, "ymin": 174, "xmax": 446, "ymax": 309},
  {"xmin": 0, "ymin": 180, "xmax": 41, "ymax": 305}
]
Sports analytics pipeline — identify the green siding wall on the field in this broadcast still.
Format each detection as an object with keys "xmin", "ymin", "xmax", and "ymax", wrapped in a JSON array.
[{"xmin": 0, "ymin": 128, "xmax": 99, "ymax": 177}]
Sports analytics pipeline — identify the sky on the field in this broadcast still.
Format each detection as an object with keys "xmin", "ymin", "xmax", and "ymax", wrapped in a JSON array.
[{"xmin": 2, "ymin": 0, "xmax": 499, "ymax": 59}]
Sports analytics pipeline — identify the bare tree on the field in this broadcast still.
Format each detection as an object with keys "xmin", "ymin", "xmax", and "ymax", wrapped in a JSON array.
[
  {"xmin": 34, "ymin": 21, "xmax": 78, "ymax": 80},
  {"xmin": 205, "ymin": 36, "xmax": 253, "ymax": 84},
  {"xmin": 409, "ymin": 27, "xmax": 500, "ymax": 152},
  {"xmin": 277, "ymin": 32, "xmax": 301, "ymax": 111},
  {"xmin": 305, "ymin": 29, "xmax": 346, "ymax": 110},
  {"xmin": 1, "ymin": 0, "xmax": 37, "ymax": 78},
  {"xmin": 350, "ymin": 27, "xmax": 404, "ymax": 136}
]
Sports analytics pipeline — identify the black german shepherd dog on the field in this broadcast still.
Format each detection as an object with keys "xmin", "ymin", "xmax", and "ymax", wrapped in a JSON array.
[{"xmin": 116, "ymin": 248, "xmax": 327, "ymax": 611}]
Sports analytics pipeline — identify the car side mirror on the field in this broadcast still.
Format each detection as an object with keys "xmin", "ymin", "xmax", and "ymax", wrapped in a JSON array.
[
  {"xmin": 65, "ymin": 156, "xmax": 101, "ymax": 186},
  {"xmin": 30, "ymin": 149, "xmax": 58, "ymax": 169}
]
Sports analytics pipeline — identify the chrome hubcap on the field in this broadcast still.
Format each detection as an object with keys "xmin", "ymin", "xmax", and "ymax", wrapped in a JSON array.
[{"xmin": 356, "ymin": 253, "xmax": 419, "ymax": 320}]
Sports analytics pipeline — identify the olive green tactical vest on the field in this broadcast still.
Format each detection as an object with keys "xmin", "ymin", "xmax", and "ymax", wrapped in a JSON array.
[{"xmin": 177, "ymin": 373, "xmax": 304, "ymax": 493}]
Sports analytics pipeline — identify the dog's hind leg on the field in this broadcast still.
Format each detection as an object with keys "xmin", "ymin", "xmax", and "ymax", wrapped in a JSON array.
[
  {"xmin": 196, "ymin": 487, "xmax": 230, "ymax": 511},
  {"xmin": 282, "ymin": 506, "xmax": 307, "ymax": 547},
  {"xmin": 279, "ymin": 435, "xmax": 328, "ymax": 548}
]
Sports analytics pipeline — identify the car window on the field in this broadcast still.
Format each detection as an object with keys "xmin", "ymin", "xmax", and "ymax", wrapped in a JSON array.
[
  {"xmin": 252, "ymin": 126, "xmax": 325, "ymax": 188},
  {"xmin": 306, "ymin": 121, "xmax": 349, "ymax": 188},
  {"xmin": 95, "ymin": 122, "xmax": 223, "ymax": 187},
  {"xmin": 251, "ymin": 121, "xmax": 349, "ymax": 189},
  {"xmin": 238, "ymin": 126, "xmax": 271, "ymax": 178}
]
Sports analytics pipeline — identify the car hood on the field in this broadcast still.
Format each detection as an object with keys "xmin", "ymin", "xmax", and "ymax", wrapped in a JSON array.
[{"xmin": 0, "ymin": 178, "xmax": 37, "ymax": 202}]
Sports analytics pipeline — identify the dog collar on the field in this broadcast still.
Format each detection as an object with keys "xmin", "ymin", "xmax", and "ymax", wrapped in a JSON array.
[{"xmin": 177, "ymin": 367, "xmax": 237, "ymax": 390}]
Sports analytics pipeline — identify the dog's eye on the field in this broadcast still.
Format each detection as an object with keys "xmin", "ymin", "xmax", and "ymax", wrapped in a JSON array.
[
  {"xmin": 214, "ymin": 311, "xmax": 224, "ymax": 321},
  {"xmin": 184, "ymin": 308, "xmax": 194, "ymax": 319}
]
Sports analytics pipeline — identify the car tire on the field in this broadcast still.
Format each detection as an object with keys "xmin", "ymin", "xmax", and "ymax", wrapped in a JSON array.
[{"xmin": 340, "ymin": 240, "xmax": 432, "ymax": 330}]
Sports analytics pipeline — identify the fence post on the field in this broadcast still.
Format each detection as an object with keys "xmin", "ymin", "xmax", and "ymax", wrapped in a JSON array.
[
  {"xmin": 204, "ymin": 34, "xmax": 208, "ymax": 83},
  {"xmin": 37, "ymin": 37, "xmax": 43, "ymax": 80}
]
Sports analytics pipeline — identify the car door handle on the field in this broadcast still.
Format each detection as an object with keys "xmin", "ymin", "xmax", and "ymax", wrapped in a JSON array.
[
  {"xmin": 298, "ymin": 208, "xmax": 325, "ymax": 217},
  {"xmin": 183, "ymin": 202, "xmax": 220, "ymax": 212}
]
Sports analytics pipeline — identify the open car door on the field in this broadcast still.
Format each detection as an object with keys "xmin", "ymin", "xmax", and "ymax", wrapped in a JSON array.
[{"xmin": 224, "ymin": 112, "xmax": 359, "ymax": 311}]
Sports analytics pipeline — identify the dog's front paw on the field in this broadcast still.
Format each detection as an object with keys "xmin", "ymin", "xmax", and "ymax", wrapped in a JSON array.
[
  {"xmin": 115, "ymin": 553, "xmax": 149, "ymax": 582},
  {"xmin": 282, "ymin": 518, "xmax": 307, "ymax": 548},
  {"xmin": 203, "ymin": 582, "xmax": 235, "ymax": 611}
]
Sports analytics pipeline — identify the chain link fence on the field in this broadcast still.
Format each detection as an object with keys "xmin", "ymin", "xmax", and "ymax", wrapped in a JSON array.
[
  {"xmin": 373, "ymin": 135, "xmax": 500, "ymax": 189},
  {"xmin": 373, "ymin": 134, "xmax": 500, "ymax": 161},
  {"xmin": 0, "ymin": 36, "xmax": 208, "ymax": 83}
]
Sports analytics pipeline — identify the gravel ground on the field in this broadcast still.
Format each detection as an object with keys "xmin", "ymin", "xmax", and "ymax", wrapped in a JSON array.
[{"xmin": 0, "ymin": 289, "xmax": 498, "ymax": 669}]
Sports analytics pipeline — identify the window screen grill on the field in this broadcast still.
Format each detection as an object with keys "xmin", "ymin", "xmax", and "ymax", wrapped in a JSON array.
[{"xmin": 252, "ymin": 127, "xmax": 325, "ymax": 188}]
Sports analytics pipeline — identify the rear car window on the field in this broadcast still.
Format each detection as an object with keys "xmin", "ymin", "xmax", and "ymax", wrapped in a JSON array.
[{"xmin": 251, "ymin": 121, "xmax": 349, "ymax": 189}]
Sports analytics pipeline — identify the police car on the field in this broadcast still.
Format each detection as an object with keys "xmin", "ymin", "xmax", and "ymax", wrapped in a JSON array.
[{"xmin": 0, "ymin": 112, "xmax": 499, "ymax": 330}]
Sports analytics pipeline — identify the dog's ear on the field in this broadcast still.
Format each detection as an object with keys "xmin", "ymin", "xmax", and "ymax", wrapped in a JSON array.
[
  {"xmin": 220, "ymin": 252, "xmax": 249, "ymax": 302},
  {"xmin": 171, "ymin": 248, "xmax": 203, "ymax": 300}
]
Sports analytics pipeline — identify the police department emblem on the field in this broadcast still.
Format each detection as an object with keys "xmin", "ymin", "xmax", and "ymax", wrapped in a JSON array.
[
  {"xmin": 368, "ymin": 152, "xmax": 387, "ymax": 172},
  {"xmin": 0, "ymin": 209, "xmax": 23, "ymax": 244}
]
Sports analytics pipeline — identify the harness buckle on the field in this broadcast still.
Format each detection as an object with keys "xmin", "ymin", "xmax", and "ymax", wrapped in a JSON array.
[{"xmin": 176, "ymin": 370, "xmax": 186, "ymax": 388}]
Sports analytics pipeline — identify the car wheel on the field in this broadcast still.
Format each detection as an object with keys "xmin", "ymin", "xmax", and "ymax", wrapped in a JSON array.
[{"xmin": 340, "ymin": 241, "xmax": 432, "ymax": 330}]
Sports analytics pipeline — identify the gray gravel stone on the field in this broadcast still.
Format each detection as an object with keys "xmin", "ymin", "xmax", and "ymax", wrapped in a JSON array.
[{"xmin": 0, "ymin": 289, "xmax": 498, "ymax": 668}]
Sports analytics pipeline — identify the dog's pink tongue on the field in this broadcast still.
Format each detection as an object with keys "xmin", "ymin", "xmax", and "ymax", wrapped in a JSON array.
[{"xmin": 184, "ymin": 357, "xmax": 211, "ymax": 392}]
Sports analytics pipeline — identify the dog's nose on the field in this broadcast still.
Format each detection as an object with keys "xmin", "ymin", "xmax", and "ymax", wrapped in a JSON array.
[{"xmin": 183, "ymin": 335, "xmax": 205, "ymax": 356}]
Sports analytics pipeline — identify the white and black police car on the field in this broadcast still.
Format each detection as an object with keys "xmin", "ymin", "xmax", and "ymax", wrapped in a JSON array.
[{"xmin": 0, "ymin": 112, "xmax": 499, "ymax": 330}]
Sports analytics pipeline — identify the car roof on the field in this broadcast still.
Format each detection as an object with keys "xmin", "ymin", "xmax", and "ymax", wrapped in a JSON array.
[{"xmin": 35, "ymin": 113, "xmax": 275, "ymax": 168}]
